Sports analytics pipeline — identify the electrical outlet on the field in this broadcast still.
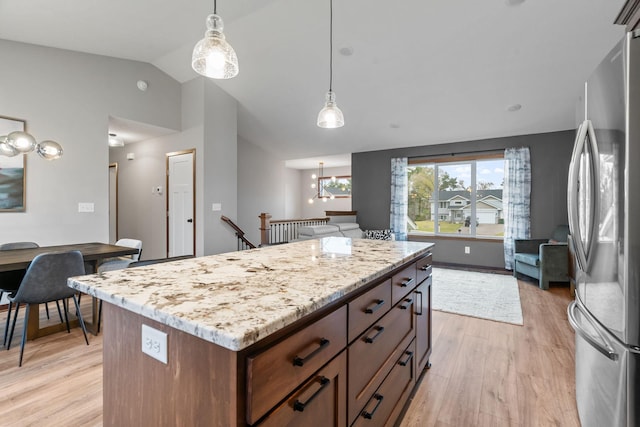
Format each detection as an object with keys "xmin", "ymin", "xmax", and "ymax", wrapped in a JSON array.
[
  {"xmin": 141, "ymin": 324, "xmax": 167, "ymax": 364},
  {"xmin": 212, "ymin": 203, "xmax": 222, "ymax": 211},
  {"xmin": 464, "ymin": 246, "xmax": 470, "ymax": 254}
]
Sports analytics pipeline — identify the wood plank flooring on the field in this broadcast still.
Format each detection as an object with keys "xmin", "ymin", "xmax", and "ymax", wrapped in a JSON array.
[{"xmin": 0, "ymin": 280, "xmax": 578, "ymax": 427}]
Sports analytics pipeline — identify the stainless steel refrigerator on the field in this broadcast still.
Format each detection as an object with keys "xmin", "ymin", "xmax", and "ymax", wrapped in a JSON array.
[{"xmin": 567, "ymin": 30, "xmax": 640, "ymax": 427}]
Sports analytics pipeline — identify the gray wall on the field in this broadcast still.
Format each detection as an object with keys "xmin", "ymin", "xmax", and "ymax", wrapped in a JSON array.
[
  {"xmin": 352, "ymin": 130, "xmax": 575, "ymax": 269},
  {"xmin": 0, "ymin": 39, "xmax": 181, "ymax": 246}
]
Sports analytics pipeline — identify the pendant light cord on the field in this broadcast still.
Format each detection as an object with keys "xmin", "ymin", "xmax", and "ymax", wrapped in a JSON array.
[
  {"xmin": 214, "ymin": 0, "xmax": 217, "ymax": 14},
  {"xmin": 329, "ymin": 0, "xmax": 333, "ymax": 92}
]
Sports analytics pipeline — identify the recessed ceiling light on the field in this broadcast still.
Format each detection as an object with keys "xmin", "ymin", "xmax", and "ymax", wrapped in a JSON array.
[
  {"xmin": 505, "ymin": 0, "xmax": 526, "ymax": 6},
  {"xmin": 136, "ymin": 80, "xmax": 148, "ymax": 91},
  {"xmin": 339, "ymin": 46, "xmax": 354, "ymax": 56},
  {"xmin": 507, "ymin": 104, "xmax": 522, "ymax": 112}
]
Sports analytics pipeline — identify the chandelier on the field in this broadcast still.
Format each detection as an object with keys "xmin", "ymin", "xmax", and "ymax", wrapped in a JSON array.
[
  {"xmin": 0, "ymin": 131, "xmax": 63, "ymax": 160},
  {"xmin": 308, "ymin": 162, "xmax": 336, "ymax": 204}
]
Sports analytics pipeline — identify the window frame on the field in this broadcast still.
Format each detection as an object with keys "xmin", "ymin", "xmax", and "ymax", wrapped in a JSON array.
[
  {"xmin": 408, "ymin": 153, "xmax": 504, "ymax": 240},
  {"xmin": 317, "ymin": 175, "xmax": 352, "ymax": 199}
]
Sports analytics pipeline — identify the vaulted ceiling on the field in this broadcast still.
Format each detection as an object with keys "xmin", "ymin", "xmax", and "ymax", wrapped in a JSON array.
[{"xmin": 0, "ymin": 0, "xmax": 627, "ymax": 164}]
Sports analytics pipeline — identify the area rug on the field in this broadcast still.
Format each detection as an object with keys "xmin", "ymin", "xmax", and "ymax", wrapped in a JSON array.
[{"xmin": 431, "ymin": 267, "xmax": 524, "ymax": 325}]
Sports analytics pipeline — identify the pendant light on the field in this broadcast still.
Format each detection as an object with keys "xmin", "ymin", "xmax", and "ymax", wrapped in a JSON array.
[
  {"xmin": 192, "ymin": 0, "xmax": 239, "ymax": 79},
  {"xmin": 0, "ymin": 132, "xmax": 63, "ymax": 160},
  {"xmin": 317, "ymin": 0, "xmax": 344, "ymax": 128}
]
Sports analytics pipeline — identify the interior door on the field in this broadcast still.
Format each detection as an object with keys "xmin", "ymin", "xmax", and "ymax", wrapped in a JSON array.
[
  {"xmin": 167, "ymin": 150, "xmax": 195, "ymax": 257},
  {"xmin": 108, "ymin": 163, "xmax": 118, "ymax": 243}
]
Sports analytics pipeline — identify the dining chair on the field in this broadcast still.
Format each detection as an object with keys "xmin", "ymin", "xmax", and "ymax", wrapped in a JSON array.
[
  {"xmin": 94, "ymin": 238, "xmax": 142, "ymax": 332},
  {"xmin": 97, "ymin": 238, "xmax": 143, "ymax": 272},
  {"xmin": 6, "ymin": 250, "xmax": 89, "ymax": 366},
  {"xmin": 1, "ymin": 242, "xmax": 64, "ymax": 347}
]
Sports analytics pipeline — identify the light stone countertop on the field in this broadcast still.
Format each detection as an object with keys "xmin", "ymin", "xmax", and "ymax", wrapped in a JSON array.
[{"xmin": 68, "ymin": 237, "xmax": 434, "ymax": 351}]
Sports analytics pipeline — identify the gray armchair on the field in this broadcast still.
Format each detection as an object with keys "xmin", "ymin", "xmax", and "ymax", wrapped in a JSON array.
[{"xmin": 513, "ymin": 225, "xmax": 570, "ymax": 290}]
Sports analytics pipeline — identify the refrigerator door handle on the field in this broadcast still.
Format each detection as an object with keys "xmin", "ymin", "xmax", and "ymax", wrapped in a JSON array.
[
  {"xmin": 568, "ymin": 300, "xmax": 619, "ymax": 361},
  {"xmin": 568, "ymin": 121, "xmax": 589, "ymax": 271}
]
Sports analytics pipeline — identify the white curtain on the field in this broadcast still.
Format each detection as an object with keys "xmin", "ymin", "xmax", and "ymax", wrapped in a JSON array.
[
  {"xmin": 503, "ymin": 147, "xmax": 531, "ymax": 269},
  {"xmin": 390, "ymin": 157, "xmax": 408, "ymax": 241}
]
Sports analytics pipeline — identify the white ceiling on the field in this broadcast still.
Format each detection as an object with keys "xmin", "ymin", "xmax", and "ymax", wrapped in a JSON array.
[{"xmin": 0, "ymin": 0, "xmax": 627, "ymax": 167}]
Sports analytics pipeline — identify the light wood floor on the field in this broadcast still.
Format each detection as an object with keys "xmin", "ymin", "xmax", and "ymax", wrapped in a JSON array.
[{"xmin": 0, "ymin": 280, "xmax": 577, "ymax": 427}]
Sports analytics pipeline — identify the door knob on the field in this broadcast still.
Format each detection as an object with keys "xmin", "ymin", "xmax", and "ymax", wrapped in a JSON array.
[{"xmin": 187, "ymin": 218, "xmax": 193, "ymax": 223}]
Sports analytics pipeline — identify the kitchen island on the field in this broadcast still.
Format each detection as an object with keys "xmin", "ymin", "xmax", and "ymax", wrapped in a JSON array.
[{"xmin": 69, "ymin": 237, "xmax": 434, "ymax": 426}]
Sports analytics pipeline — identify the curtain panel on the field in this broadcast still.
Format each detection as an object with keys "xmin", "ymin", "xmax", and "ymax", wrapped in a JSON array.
[
  {"xmin": 390, "ymin": 157, "xmax": 408, "ymax": 241},
  {"xmin": 503, "ymin": 147, "xmax": 531, "ymax": 269}
]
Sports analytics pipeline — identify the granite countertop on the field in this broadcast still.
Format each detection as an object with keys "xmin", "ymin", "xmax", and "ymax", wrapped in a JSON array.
[{"xmin": 68, "ymin": 237, "xmax": 433, "ymax": 351}]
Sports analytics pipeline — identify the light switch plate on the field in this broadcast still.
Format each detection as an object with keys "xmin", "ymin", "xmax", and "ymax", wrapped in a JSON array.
[
  {"xmin": 212, "ymin": 203, "xmax": 222, "ymax": 211},
  {"xmin": 78, "ymin": 202, "xmax": 94, "ymax": 213},
  {"xmin": 141, "ymin": 324, "xmax": 168, "ymax": 364}
]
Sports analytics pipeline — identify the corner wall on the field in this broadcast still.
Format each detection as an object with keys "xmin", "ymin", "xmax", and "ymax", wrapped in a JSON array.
[
  {"xmin": 0, "ymin": 39, "xmax": 181, "ymax": 246},
  {"xmin": 352, "ymin": 131, "xmax": 575, "ymax": 269}
]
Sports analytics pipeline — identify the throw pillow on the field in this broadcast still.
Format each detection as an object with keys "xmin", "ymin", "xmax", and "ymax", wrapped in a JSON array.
[{"xmin": 364, "ymin": 229, "xmax": 393, "ymax": 240}]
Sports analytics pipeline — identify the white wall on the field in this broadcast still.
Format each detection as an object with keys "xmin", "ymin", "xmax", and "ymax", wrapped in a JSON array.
[
  {"xmin": 300, "ymin": 165, "xmax": 352, "ymax": 218},
  {"xmin": 202, "ymin": 80, "xmax": 238, "ymax": 255},
  {"xmin": 0, "ymin": 39, "xmax": 181, "ymax": 246},
  {"xmin": 109, "ymin": 78, "xmax": 240, "ymax": 258},
  {"xmin": 237, "ymin": 137, "xmax": 302, "ymax": 246}
]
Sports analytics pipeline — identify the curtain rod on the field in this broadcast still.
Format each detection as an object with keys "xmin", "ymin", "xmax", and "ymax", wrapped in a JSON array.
[{"xmin": 408, "ymin": 148, "xmax": 505, "ymax": 163}]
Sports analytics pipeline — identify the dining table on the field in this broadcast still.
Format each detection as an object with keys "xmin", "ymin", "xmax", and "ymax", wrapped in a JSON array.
[{"xmin": 0, "ymin": 242, "xmax": 140, "ymax": 339}]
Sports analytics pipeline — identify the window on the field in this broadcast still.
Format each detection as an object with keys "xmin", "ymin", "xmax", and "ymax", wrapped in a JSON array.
[
  {"xmin": 408, "ymin": 156, "xmax": 504, "ymax": 238},
  {"xmin": 318, "ymin": 175, "xmax": 351, "ymax": 198}
]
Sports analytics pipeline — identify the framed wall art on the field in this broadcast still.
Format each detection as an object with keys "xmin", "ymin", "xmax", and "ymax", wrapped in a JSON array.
[{"xmin": 0, "ymin": 116, "xmax": 27, "ymax": 211}]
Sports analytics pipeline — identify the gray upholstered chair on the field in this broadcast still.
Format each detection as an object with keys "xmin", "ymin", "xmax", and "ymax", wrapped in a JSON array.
[
  {"xmin": 0, "ymin": 242, "xmax": 64, "ymax": 346},
  {"xmin": 513, "ymin": 225, "xmax": 570, "ymax": 290},
  {"xmin": 6, "ymin": 250, "xmax": 89, "ymax": 366}
]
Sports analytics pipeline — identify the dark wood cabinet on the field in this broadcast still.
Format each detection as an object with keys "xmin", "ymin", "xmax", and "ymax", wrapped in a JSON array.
[
  {"xmin": 414, "ymin": 274, "xmax": 432, "ymax": 376},
  {"xmin": 102, "ymin": 249, "xmax": 434, "ymax": 427},
  {"xmin": 258, "ymin": 351, "xmax": 347, "ymax": 427},
  {"xmin": 615, "ymin": 0, "xmax": 640, "ymax": 31},
  {"xmin": 246, "ymin": 306, "xmax": 347, "ymax": 424}
]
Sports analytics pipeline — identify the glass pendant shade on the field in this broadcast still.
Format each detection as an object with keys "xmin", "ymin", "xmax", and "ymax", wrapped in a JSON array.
[
  {"xmin": 7, "ymin": 131, "xmax": 37, "ymax": 153},
  {"xmin": 0, "ymin": 136, "xmax": 19, "ymax": 157},
  {"xmin": 192, "ymin": 14, "xmax": 239, "ymax": 79},
  {"xmin": 37, "ymin": 140, "xmax": 63, "ymax": 160},
  {"xmin": 317, "ymin": 91, "xmax": 344, "ymax": 128}
]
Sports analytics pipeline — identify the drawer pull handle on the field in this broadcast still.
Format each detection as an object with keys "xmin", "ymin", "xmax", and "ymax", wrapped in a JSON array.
[
  {"xmin": 399, "ymin": 298, "xmax": 413, "ymax": 310},
  {"xmin": 364, "ymin": 326, "xmax": 385, "ymax": 344},
  {"xmin": 364, "ymin": 299, "xmax": 385, "ymax": 314},
  {"xmin": 293, "ymin": 376, "xmax": 330, "ymax": 412},
  {"xmin": 293, "ymin": 338, "xmax": 330, "ymax": 367},
  {"xmin": 362, "ymin": 393, "xmax": 384, "ymax": 419},
  {"xmin": 420, "ymin": 264, "xmax": 431, "ymax": 271},
  {"xmin": 400, "ymin": 277, "xmax": 414, "ymax": 287},
  {"xmin": 399, "ymin": 350, "xmax": 414, "ymax": 366},
  {"xmin": 415, "ymin": 291, "xmax": 424, "ymax": 315}
]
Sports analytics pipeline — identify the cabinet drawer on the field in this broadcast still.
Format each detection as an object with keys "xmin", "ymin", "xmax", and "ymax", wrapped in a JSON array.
[
  {"xmin": 258, "ymin": 350, "xmax": 347, "ymax": 427},
  {"xmin": 416, "ymin": 252, "xmax": 432, "ymax": 285},
  {"xmin": 247, "ymin": 306, "xmax": 347, "ymax": 425},
  {"xmin": 391, "ymin": 263, "xmax": 417, "ymax": 305},
  {"xmin": 348, "ymin": 279, "xmax": 392, "ymax": 343},
  {"xmin": 348, "ymin": 298, "xmax": 415, "ymax": 424},
  {"xmin": 352, "ymin": 340, "xmax": 416, "ymax": 427}
]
